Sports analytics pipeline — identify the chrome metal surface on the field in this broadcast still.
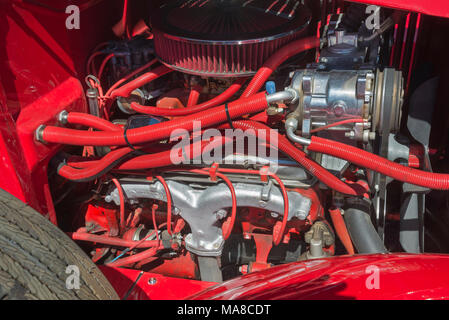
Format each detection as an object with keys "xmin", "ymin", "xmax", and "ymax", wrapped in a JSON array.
[{"xmin": 106, "ymin": 179, "xmax": 312, "ymax": 256}]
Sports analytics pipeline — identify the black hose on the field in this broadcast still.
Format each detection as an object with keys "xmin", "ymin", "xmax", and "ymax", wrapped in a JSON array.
[{"xmin": 343, "ymin": 201, "xmax": 388, "ymax": 254}]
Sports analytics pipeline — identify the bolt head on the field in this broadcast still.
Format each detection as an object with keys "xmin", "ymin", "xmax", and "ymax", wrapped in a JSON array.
[
  {"xmin": 295, "ymin": 211, "xmax": 308, "ymax": 220},
  {"xmin": 239, "ymin": 265, "xmax": 248, "ymax": 274},
  {"xmin": 58, "ymin": 110, "xmax": 69, "ymax": 124},
  {"xmin": 215, "ymin": 209, "xmax": 227, "ymax": 220},
  {"xmin": 345, "ymin": 131, "xmax": 356, "ymax": 138},
  {"xmin": 34, "ymin": 125, "xmax": 46, "ymax": 143},
  {"xmin": 333, "ymin": 105, "xmax": 346, "ymax": 117}
]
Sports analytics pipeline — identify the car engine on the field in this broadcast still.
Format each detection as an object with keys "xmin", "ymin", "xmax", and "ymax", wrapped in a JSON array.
[{"xmin": 31, "ymin": 0, "xmax": 446, "ymax": 284}]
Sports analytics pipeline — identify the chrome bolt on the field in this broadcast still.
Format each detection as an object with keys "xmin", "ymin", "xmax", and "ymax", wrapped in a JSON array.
[
  {"xmin": 215, "ymin": 209, "xmax": 227, "ymax": 220},
  {"xmin": 295, "ymin": 211, "xmax": 308, "ymax": 220},
  {"xmin": 332, "ymin": 102, "xmax": 346, "ymax": 117},
  {"xmin": 173, "ymin": 207, "xmax": 181, "ymax": 216},
  {"xmin": 58, "ymin": 110, "xmax": 69, "ymax": 124},
  {"xmin": 345, "ymin": 131, "xmax": 356, "ymax": 138},
  {"xmin": 35, "ymin": 125, "xmax": 46, "ymax": 143}
]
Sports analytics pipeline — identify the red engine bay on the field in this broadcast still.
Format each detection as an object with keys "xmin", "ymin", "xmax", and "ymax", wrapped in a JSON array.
[{"xmin": 2, "ymin": 0, "xmax": 449, "ymax": 300}]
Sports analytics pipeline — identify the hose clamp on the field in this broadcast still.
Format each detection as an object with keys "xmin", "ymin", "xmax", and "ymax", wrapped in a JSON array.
[
  {"xmin": 58, "ymin": 110, "xmax": 69, "ymax": 125},
  {"xmin": 35, "ymin": 125, "xmax": 46, "ymax": 144}
]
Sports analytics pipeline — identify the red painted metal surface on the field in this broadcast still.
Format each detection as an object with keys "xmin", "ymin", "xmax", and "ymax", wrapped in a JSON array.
[
  {"xmin": 141, "ymin": 251, "xmax": 199, "ymax": 280},
  {"xmin": 99, "ymin": 266, "xmax": 217, "ymax": 300},
  {"xmin": 348, "ymin": 0, "xmax": 449, "ymax": 18},
  {"xmin": 189, "ymin": 254, "xmax": 449, "ymax": 300},
  {"xmin": 0, "ymin": 0, "xmax": 122, "ymax": 215}
]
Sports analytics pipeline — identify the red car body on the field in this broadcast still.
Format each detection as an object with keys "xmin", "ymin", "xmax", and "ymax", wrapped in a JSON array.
[{"xmin": 1, "ymin": 0, "xmax": 449, "ymax": 300}]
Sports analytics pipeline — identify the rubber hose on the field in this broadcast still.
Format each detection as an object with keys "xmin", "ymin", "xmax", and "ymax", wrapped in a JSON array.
[
  {"xmin": 41, "ymin": 93, "xmax": 268, "ymax": 146},
  {"xmin": 309, "ymin": 136, "xmax": 449, "ymax": 190},
  {"xmin": 66, "ymin": 112, "xmax": 123, "ymax": 132},
  {"xmin": 241, "ymin": 37, "xmax": 320, "ymax": 98},
  {"xmin": 329, "ymin": 208, "xmax": 355, "ymax": 255},
  {"xmin": 129, "ymin": 77, "xmax": 248, "ymax": 116},
  {"xmin": 343, "ymin": 207, "xmax": 388, "ymax": 254},
  {"xmin": 187, "ymin": 86, "xmax": 201, "ymax": 107},
  {"xmin": 110, "ymin": 65, "xmax": 173, "ymax": 98},
  {"xmin": 59, "ymin": 137, "xmax": 233, "ymax": 181},
  {"xmin": 227, "ymin": 121, "xmax": 361, "ymax": 196}
]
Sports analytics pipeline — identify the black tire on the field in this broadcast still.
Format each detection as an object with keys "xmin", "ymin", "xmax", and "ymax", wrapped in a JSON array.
[{"xmin": 0, "ymin": 188, "xmax": 119, "ymax": 300}]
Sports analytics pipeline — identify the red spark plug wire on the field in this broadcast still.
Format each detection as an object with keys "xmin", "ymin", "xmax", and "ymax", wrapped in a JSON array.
[
  {"xmin": 98, "ymin": 53, "xmax": 115, "ymax": 81},
  {"xmin": 155, "ymin": 176, "xmax": 173, "ymax": 235},
  {"xmin": 269, "ymin": 173, "xmax": 289, "ymax": 246},
  {"xmin": 109, "ymin": 65, "xmax": 173, "ymax": 99},
  {"xmin": 163, "ymin": 166, "xmax": 282, "ymax": 244},
  {"xmin": 71, "ymin": 231, "xmax": 162, "ymax": 268},
  {"xmin": 87, "ymin": 51, "xmax": 104, "ymax": 75},
  {"xmin": 151, "ymin": 203, "xmax": 160, "ymax": 241},
  {"xmin": 59, "ymin": 147, "xmax": 135, "ymax": 181},
  {"xmin": 109, "ymin": 204, "xmax": 164, "ymax": 265},
  {"xmin": 70, "ymin": 232, "xmax": 160, "ymax": 248},
  {"xmin": 60, "ymin": 136, "xmax": 233, "ymax": 181},
  {"xmin": 173, "ymin": 168, "xmax": 237, "ymax": 241},
  {"xmin": 215, "ymin": 167, "xmax": 288, "ymax": 246},
  {"xmin": 209, "ymin": 171, "xmax": 237, "ymax": 241},
  {"xmin": 111, "ymin": 178, "xmax": 127, "ymax": 231},
  {"xmin": 122, "ymin": 0, "xmax": 130, "ymax": 39},
  {"xmin": 129, "ymin": 77, "xmax": 248, "ymax": 117},
  {"xmin": 310, "ymin": 118, "xmax": 366, "ymax": 134},
  {"xmin": 187, "ymin": 86, "xmax": 201, "ymax": 107},
  {"xmin": 59, "ymin": 119, "xmax": 361, "ymax": 196},
  {"xmin": 222, "ymin": 120, "xmax": 362, "ymax": 196},
  {"xmin": 105, "ymin": 58, "xmax": 159, "ymax": 97}
]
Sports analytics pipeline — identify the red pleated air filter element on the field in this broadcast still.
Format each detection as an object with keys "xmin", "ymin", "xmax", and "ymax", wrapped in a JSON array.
[{"xmin": 151, "ymin": 0, "xmax": 311, "ymax": 77}]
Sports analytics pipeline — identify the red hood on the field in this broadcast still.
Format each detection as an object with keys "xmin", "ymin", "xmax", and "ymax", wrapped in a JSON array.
[{"xmin": 189, "ymin": 254, "xmax": 449, "ymax": 300}]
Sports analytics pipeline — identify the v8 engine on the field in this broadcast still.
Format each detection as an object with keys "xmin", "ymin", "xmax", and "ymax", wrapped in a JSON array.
[{"xmin": 31, "ymin": 0, "xmax": 447, "ymax": 285}]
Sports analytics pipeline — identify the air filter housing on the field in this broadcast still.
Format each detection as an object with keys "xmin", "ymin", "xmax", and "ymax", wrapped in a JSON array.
[{"xmin": 151, "ymin": 0, "xmax": 311, "ymax": 77}]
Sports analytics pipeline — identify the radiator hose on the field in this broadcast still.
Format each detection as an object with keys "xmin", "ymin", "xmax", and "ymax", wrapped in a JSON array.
[
  {"xmin": 308, "ymin": 136, "xmax": 449, "ymax": 190},
  {"xmin": 343, "ymin": 200, "xmax": 388, "ymax": 254}
]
